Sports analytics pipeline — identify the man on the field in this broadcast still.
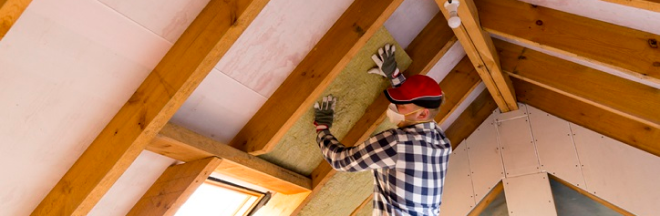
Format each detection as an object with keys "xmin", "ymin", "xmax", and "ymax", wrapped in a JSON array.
[{"xmin": 313, "ymin": 44, "xmax": 452, "ymax": 216}]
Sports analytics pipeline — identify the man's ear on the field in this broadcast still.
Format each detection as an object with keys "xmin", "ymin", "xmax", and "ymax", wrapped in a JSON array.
[{"xmin": 419, "ymin": 108, "xmax": 430, "ymax": 120}]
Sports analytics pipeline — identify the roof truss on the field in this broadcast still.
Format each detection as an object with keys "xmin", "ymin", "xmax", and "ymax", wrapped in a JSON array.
[
  {"xmin": 24, "ymin": 0, "xmax": 660, "ymax": 214},
  {"xmin": 436, "ymin": 0, "xmax": 519, "ymax": 112},
  {"xmin": 477, "ymin": 0, "xmax": 660, "ymax": 85},
  {"xmin": 31, "ymin": 0, "xmax": 270, "ymax": 214}
]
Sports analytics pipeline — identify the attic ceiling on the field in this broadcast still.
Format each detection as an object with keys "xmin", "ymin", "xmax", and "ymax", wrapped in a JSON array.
[{"xmin": 0, "ymin": 0, "xmax": 659, "ymax": 215}]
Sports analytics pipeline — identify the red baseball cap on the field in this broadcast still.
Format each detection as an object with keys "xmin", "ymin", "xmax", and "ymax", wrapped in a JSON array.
[{"xmin": 384, "ymin": 75, "xmax": 443, "ymax": 108}]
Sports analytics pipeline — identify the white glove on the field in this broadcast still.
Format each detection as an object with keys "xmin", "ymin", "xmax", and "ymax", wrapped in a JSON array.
[{"xmin": 367, "ymin": 44, "xmax": 400, "ymax": 79}]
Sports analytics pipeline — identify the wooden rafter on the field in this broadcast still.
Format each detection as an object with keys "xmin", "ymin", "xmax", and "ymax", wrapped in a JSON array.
[
  {"xmin": 514, "ymin": 79, "xmax": 660, "ymax": 157},
  {"xmin": 228, "ymin": 0, "xmax": 405, "ymax": 155},
  {"xmin": 467, "ymin": 181, "xmax": 504, "ymax": 216},
  {"xmin": 549, "ymin": 175, "xmax": 634, "ymax": 216},
  {"xmin": 496, "ymin": 40, "xmax": 660, "ymax": 129},
  {"xmin": 435, "ymin": 0, "xmax": 518, "ymax": 112},
  {"xmin": 600, "ymin": 0, "xmax": 660, "ymax": 13},
  {"xmin": 293, "ymin": 13, "xmax": 457, "ymax": 215},
  {"xmin": 435, "ymin": 56, "xmax": 482, "ymax": 124},
  {"xmin": 445, "ymin": 89, "xmax": 497, "ymax": 149},
  {"xmin": 31, "ymin": 0, "xmax": 269, "ymax": 215},
  {"xmin": 128, "ymin": 157, "xmax": 221, "ymax": 216},
  {"xmin": 497, "ymin": 40, "xmax": 660, "ymax": 157},
  {"xmin": 0, "ymin": 0, "xmax": 31, "ymax": 40},
  {"xmin": 476, "ymin": 0, "xmax": 660, "ymax": 85},
  {"xmin": 147, "ymin": 123, "xmax": 311, "ymax": 194}
]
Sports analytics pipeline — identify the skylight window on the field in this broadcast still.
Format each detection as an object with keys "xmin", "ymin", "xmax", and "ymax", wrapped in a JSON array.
[{"xmin": 175, "ymin": 176, "xmax": 269, "ymax": 216}]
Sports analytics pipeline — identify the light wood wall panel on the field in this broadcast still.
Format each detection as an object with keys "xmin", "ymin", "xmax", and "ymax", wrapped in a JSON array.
[
  {"xmin": 496, "ymin": 105, "xmax": 541, "ymax": 177},
  {"xmin": 439, "ymin": 142, "xmax": 477, "ymax": 216},
  {"xmin": 503, "ymin": 172, "xmax": 558, "ymax": 216},
  {"xmin": 527, "ymin": 106, "xmax": 585, "ymax": 188},
  {"xmin": 466, "ymin": 114, "xmax": 504, "ymax": 202},
  {"xmin": 572, "ymin": 124, "xmax": 660, "ymax": 215}
]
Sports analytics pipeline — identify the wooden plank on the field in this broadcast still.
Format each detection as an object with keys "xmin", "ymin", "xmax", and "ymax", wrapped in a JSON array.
[
  {"xmin": 513, "ymin": 78, "xmax": 660, "ymax": 157},
  {"xmin": 600, "ymin": 0, "xmax": 660, "ymax": 13},
  {"xmin": 549, "ymin": 175, "xmax": 634, "ymax": 216},
  {"xmin": 495, "ymin": 40, "xmax": 660, "ymax": 138},
  {"xmin": 467, "ymin": 181, "xmax": 504, "ymax": 216},
  {"xmin": 435, "ymin": 0, "xmax": 518, "ymax": 112},
  {"xmin": 295, "ymin": 13, "xmax": 457, "ymax": 215},
  {"xmin": 435, "ymin": 56, "xmax": 482, "ymax": 124},
  {"xmin": 350, "ymin": 194, "xmax": 373, "ymax": 216},
  {"xmin": 147, "ymin": 123, "xmax": 311, "ymax": 194},
  {"xmin": 445, "ymin": 89, "xmax": 498, "ymax": 149},
  {"xmin": 0, "ymin": 0, "xmax": 31, "ymax": 40},
  {"xmin": 229, "ymin": 0, "xmax": 405, "ymax": 155},
  {"xmin": 31, "ymin": 0, "xmax": 269, "ymax": 215},
  {"xmin": 477, "ymin": 0, "xmax": 660, "ymax": 86},
  {"xmin": 127, "ymin": 157, "xmax": 221, "ymax": 216}
]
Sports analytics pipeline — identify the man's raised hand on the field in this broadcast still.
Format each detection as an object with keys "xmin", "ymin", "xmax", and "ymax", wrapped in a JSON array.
[
  {"xmin": 367, "ymin": 44, "xmax": 400, "ymax": 79},
  {"xmin": 314, "ymin": 95, "xmax": 337, "ymax": 132}
]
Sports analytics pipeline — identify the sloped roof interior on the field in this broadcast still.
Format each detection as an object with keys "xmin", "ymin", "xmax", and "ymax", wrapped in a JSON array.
[{"xmin": 0, "ymin": 0, "xmax": 659, "ymax": 215}]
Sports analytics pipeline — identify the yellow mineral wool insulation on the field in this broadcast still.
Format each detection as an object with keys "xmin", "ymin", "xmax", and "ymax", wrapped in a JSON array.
[{"xmin": 258, "ymin": 27, "xmax": 412, "ymax": 175}]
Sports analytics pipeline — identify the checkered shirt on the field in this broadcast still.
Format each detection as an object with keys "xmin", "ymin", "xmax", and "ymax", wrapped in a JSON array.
[{"xmin": 316, "ymin": 122, "xmax": 452, "ymax": 216}]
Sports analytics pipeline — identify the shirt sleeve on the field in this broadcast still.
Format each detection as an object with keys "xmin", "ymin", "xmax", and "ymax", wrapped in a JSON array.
[
  {"xmin": 316, "ymin": 129, "xmax": 399, "ymax": 172},
  {"xmin": 390, "ymin": 73, "xmax": 406, "ymax": 87}
]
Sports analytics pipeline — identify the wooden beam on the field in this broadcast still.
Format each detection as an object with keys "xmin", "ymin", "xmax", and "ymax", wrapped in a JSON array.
[
  {"xmin": 229, "ymin": 0, "xmax": 405, "ymax": 155},
  {"xmin": 350, "ymin": 194, "xmax": 373, "ymax": 216},
  {"xmin": 549, "ymin": 175, "xmax": 634, "ymax": 216},
  {"xmin": 147, "ymin": 123, "xmax": 311, "ymax": 194},
  {"xmin": 293, "ymin": 13, "xmax": 457, "ymax": 215},
  {"xmin": 600, "ymin": 0, "xmax": 660, "ymax": 13},
  {"xmin": 513, "ymin": 78, "xmax": 660, "ymax": 157},
  {"xmin": 476, "ymin": 0, "xmax": 660, "ymax": 85},
  {"xmin": 445, "ymin": 89, "xmax": 498, "ymax": 149},
  {"xmin": 127, "ymin": 157, "xmax": 221, "ymax": 216},
  {"xmin": 31, "ymin": 0, "xmax": 269, "ymax": 215},
  {"xmin": 435, "ymin": 0, "xmax": 518, "ymax": 112},
  {"xmin": 467, "ymin": 181, "xmax": 504, "ymax": 216},
  {"xmin": 496, "ymin": 39, "xmax": 660, "ymax": 157},
  {"xmin": 0, "ymin": 0, "xmax": 31, "ymax": 40},
  {"xmin": 435, "ymin": 56, "xmax": 482, "ymax": 124},
  {"xmin": 495, "ymin": 40, "xmax": 660, "ymax": 129}
]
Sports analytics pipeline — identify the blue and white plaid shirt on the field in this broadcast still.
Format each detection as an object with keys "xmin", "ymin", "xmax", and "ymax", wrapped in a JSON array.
[{"xmin": 316, "ymin": 122, "xmax": 451, "ymax": 216}]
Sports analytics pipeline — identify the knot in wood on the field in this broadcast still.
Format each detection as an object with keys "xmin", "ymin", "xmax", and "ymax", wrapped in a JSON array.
[
  {"xmin": 535, "ymin": 20, "xmax": 543, "ymax": 26},
  {"xmin": 649, "ymin": 39, "xmax": 658, "ymax": 48}
]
